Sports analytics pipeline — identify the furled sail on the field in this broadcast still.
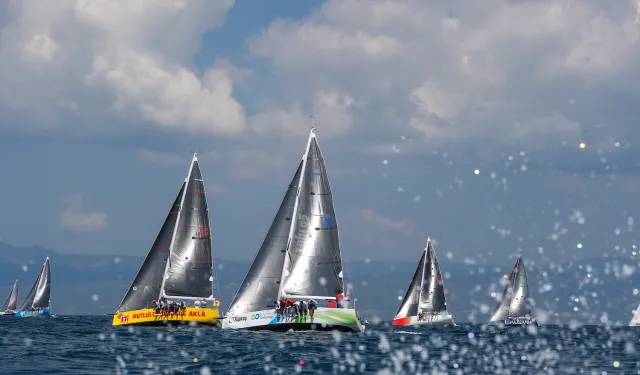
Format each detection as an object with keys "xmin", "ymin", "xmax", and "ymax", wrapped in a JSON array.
[
  {"xmin": 394, "ymin": 250, "xmax": 426, "ymax": 319},
  {"xmin": 162, "ymin": 154, "xmax": 214, "ymax": 299},
  {"xmin": 19, "ymin": 257, "xmax": 51, "ymax": 311},
  {"xmin": 1, "ymin": 280, "xmax": 18, "ymax": 311},
  {"xmin": 281, "ymin": 129, "xmax": 344, "ymax": 298},
  {"xmin": 419, "ymin": 240, "xmax": 448, "ymax": 313},
  {"xmin": 227, "ymin": 161, "xmax": 303, "ymax": 315},
  {"xmin": 116, "ymin": 183, "xmax": 185, "ymax": 312},
  {"xmin": 489, "ymin": 256, "xmax": 531, "ymax": 321}
]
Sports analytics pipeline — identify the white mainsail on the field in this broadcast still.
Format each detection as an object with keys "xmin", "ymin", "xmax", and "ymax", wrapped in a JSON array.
[
  {"xmin": 630, "ymin": 304, "xmax": 640, "ymax": 326},
  {"xmin": 279, "ymin": 128, "xmax": 345, "ymax": 301},
  {"xmin": 160, "ymin": 153, "xmax": 215, "ymax": 301}
]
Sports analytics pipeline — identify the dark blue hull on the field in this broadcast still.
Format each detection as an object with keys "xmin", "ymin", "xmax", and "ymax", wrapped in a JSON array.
[
  {"xmin": 15, "ymin": 309, "xmax": 53, "ymax": 318},
  {"xmin": 488, "ymin": 318, "xmax": 537, "ymax": 326}
]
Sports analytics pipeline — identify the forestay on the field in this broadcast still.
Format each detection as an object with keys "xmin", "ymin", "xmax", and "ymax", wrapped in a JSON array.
[
  {"xmin": 117, "ymin": 183, "xmax": 185, "ymax": 312},
  {"xmin": 227, "ymin": 161, "xmax": 303, "ymax": 315},
  {"xmin": 1, "ymin": 280, "xmax": 18, "ymax": 311},
  {"xmin": 394, "ymin": 250, "xmax": 426, "ymax": 319}
]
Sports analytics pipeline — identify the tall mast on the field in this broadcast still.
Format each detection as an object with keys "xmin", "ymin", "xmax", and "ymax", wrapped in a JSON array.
[
  {"xmin": 417, "ymin": 238, "xmax": 429, "ymax": 310},
  {"xmin": 159, "ymin": 154, "xmax": 195, "ymax": 300},
  {"xmin": 277, "ymin": 127, "xmax": 315, "ymax": 300},
  {"xmin": 46, "ymin": 256, "xmax": 51, "ymax": 310}
]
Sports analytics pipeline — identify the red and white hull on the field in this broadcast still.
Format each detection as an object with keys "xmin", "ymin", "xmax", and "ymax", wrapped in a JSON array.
[{"xmin": 392, "ymin": 313, "xmax": 454, "ymax": 327}]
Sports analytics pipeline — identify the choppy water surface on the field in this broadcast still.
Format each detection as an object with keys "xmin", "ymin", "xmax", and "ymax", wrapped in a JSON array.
[{"xmin": 0, "ymin": 316, "xmax": 639, "ymax": 374}]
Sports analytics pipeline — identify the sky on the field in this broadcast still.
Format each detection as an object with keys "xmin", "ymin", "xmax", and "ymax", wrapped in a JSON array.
[{"xmin": 1, "ymin": 0, "xmax": 639, "ymax": 267}]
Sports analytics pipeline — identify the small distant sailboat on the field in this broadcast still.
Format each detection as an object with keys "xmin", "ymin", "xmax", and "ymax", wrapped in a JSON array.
[
  {"xmin": 392, "ymin": 239, "xmax": 455, "ymax": 326},
  {"xmin": 15, "ymin": 257, "xmax": 52, "ymax": 318},
  {"xmin": 112, "ymin": 153, "xmax": 222, "ymax": 327},
  {"xmin": 487, "ymin": 255, "xmax": 537, "ymax": 326},
  {"xmin": 0, "ymin": 280, "xmax": 18, "ymax": 316},
  {"xmin": 629, "ymin": 304, "xmax": 640, "ymax": 326},
  {"xmin": 223, "ymin": 127, "xmax": 364, "ymax": 332}
]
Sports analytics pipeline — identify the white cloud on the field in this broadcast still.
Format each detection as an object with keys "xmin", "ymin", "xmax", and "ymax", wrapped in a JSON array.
[
  {"xmin": 249, "ymin": 90, "xmax": 360, "ymax": 139},
  {"xmin": 207, "ymin": 183, "xmax": 227, "ymax": 196},
  {"xmin": 135, "ymin": 149, "xmax": 185, "ymax": 166},
  {"xmin": 23, "ymin": 34, "xmax": 59, "ymax": 62},
  {"xmin": 60, "ymin": 194, "xmax": 108, "ymax": 232},
  {"xmin": 248, "ymin": 0, "xmax": 640, "ymax": 151},
  {"xmin": 359, "ymin": 209, "xmax": 409, "ymax": 232},
  {"xmin": 0, "ymin": 0, "xmax": 244, "ymax": 135},
  {"xmin": 89, "ymin": 51, "xmax": 245, "ymax": 135}
]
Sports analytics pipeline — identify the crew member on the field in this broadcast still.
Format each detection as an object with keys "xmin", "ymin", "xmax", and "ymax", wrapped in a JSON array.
[
  {"xmin": 308, "ymin": 299, "xmax": 318, "ymax": 317},
  {"xmin": 327, "ymin": 299, "xmax": 336, "ymax": 308},
  {"xmin": 336, "ymin": 290, "xmax": 345, "ymax": 308},
  {"xmin": 287, "ymin": 299, "xmax": 296, "ymax": 317},
  {"xmin": 278, "ymin": 299, "xmax": 287, "ymax": 317},
  {"xmin": 297, "ymin": 300, "xmax": 308, "ymax": 317}
]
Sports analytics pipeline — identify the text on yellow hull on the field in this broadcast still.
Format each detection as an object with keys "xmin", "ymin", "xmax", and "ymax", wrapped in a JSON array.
[{"xmin": 112, "ymin": 307, "xmax": 221, "ymax": 327}]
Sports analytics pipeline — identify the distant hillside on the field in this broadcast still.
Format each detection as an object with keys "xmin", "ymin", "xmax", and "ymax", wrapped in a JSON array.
[{"xmin": 0, "ymin": 242, "xmax": 638, "ymax": 324}]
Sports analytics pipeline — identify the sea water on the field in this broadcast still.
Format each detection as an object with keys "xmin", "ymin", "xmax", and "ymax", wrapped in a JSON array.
[{"xmin": 0, "ymin": 315, "xmax": 637, "ymax": 374}]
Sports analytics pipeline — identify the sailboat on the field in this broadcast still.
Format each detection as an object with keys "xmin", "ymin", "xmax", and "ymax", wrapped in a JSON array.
[
  {"xmin": 15, "ymin": 257, "xmax": 52, "ymax": 318},
  {"xmin": 223, "ymin": 127, "xmax": 364, "ymax": 332},
  {"xmin": 112, "ymin": 153, "xmax": 222, "ymax": 327},
  {"xmin": 629, "ymin": 305, "xmax": 640, "ymax": 326},
  {"xmin": 0, "ymin": 280, "xmax": 18, "ymax": 316},
  {"xmin": 487, "ymin": 255, "xmax": 537, "ymax": 326},
  {"xmin": 392, "ymin": 239, "xmax": 455, "ymax": 326}
]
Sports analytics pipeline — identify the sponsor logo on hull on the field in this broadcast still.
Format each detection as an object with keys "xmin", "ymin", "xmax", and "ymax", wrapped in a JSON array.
[
  {"xmin": 114, "ymin": 308, "xmax": 220, "ymax": 326},
  {"xmin": 392, "ymin": 314, "xmax": 453, "ymax": 326},
  {"xmin": 228, "ymin": 316, "xmax": 247, "ymax": 324},
  {"xmin": 224, "ymin": 308, "xmax": 361, "ymax": 330},
  {"xmin": 504, "ymin": 318, "xmax": 535, "ymax": 325},
  {"xmin": 227, "ymin": 312, "xmax": 277, "ymax": 324}
]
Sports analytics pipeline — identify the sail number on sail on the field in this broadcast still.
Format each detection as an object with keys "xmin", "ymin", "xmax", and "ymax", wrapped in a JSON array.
[
  {"xmin": 193, "ymin": 225, "xmax": 210, "ymax": 239},
  {"xmin": 292, "ymin": 214, "xmax": 311, "ymax": 248}
]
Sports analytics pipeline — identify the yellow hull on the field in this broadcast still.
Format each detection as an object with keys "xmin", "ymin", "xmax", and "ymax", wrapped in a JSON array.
[{"xmin": 112, "ymin": 307, "xmax": 221, "ymax": 327}]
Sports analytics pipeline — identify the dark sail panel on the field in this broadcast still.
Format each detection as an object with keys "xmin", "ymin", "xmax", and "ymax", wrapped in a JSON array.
[
  {"xmin": 32, "ymin": 258, "xmax": 51, "ymax": 308},
  {"xmin": 227, "ymin": 161, "xmax": 302, "ymax": 315},
  {"xmin": 394, "ymin": 250, "xmax": 426, "ymax": 319},
  {"xmin": 117, "ymin": 183, "xmax": 185, "ymax": 312},
  {"xmin": 1, "ymin": 280, "xmax": 18, "ymax": 311},
  {"xmin": 283, "ymin": 133, "xmax": 344, "ymax": 297},
  {"xmin": 419, "ymin": 241, "xmax": 448, "ymax": 313},
  {"xmin": 19, "ymin": 276, "xmax": 38, "ymax": 311},
  {"xmin": 163, "ymin": 156, "xmax": 214, "ymax": 298}
]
